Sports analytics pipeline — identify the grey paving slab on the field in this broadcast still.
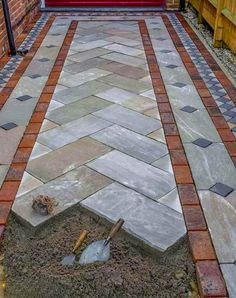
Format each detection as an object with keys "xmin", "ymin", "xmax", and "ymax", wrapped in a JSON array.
[
  {"xmin": 199, "ymin": 191, "xmax": 236, "ymax": 263},
  {"xmin": 54, "ymin": 80, "xmax": 110, "ymax": 105},
  {"xmin": 148, "ymin": 128, "xmax": 166, "ymax": 143},
  {"xmin": 221, "ymin": 264, "xmax": 236, "ymax": 298},
  {"xmin": 13, "ymin": 166, "xmax": 112, "ymax": 227},
  {"xmin": 159, "ymin": 188, "xmax": 182, "ymax": 214},
  {"xmin": 105, "ymin": 36, "xmax": 140, "ymax": 46},
  {"xmin": 0, "ymin": 165, "xmax": 9, "ymax": 187},
  {"xmin": 81, "ymin": 183, "xmax": 185, "ymax": 251},
  {"xmin": 0, "ymin": 125, "xmax": 25, "ymax": 164},
  {"xmin": 68, "ymin": 48, "xmax": 111, "ymax": 63},
  {"xmin": 24, "ymin": 60, "xmax": 54, "ymax": 77},
  {"xmin": 58, "ymin": 68, "xmax": 111, "ymax": 88},
  {"xmin": 40, "ymin": 119, "xmax": 58, "ymax": 133},
  {"xmin": 38, "ymin": 115, "xmax": 112, "ymax": 150},
  {"xmin": 166, "ymin": 85, "xmax": 205, "ymax": 109},
  {"xmin": 101, "ymin": 52, "xmax": 145, "ymax": 67},
  {"xmin": 0, "ymin": 97, "xmax": 38, "ymax": 126},
  {"xmin": 27, "ymin": 137, "xmax": 111, "ymax": 183},
  {"xmin": 99, "ymin": 74, "xmax": 151, "ymax": 93},
  {"xmin": 29, "ymin": 142, "xmax": 52, "ymax": 161},
  {"xmin": 184, "ymin": 143, "xmax": 236, "ymax": 190},
  {"xmin": 34, "ymin": 46, "xmax": 61, "ymax": 61},
  {"xmin": 16, "ymin": 172, "xmax": 43, "ymax": 198},
  {"xmin": 173, "ymin": 109, "xmax": 221, "ymax": 143},
  {"xmin": 11, "ymin": 76, "xmax": 48, "ymax": 98},
  {"xmin": 47, "ymin": 96, "xmax": 112, "ymax": 125},
  {"xmin": 71, "ymin": 39, "xmax": 111, "ymax": 52},
  {"xmin": 152, "ymin": 154, "xmax": 173, "ymax": 174},
  {"xmin": 87, "ymin": 150, "xmax": 176, "ymax": 200},
  {"xmin": 64, "ymin": 57, "xmax": 111, "ymax": 75},
  {"xmin": 96, "ymin": 87, "xmax": 135, "ymax": 104},
  {"xmin": 103, "ymin": 43, "xmax": 143, "ymax": 56},
  {"xmin": 121, "ymin": 95, "xmax": 157, "ymax": 113},
  {"xmin": 144, "ymin": 108, "xmax": 161, "ymax": 120},
  {"xmin": 93, "ymin": 105, "xmax": 162, "ymax": 135},
  {"xmin": 91, "ymin": 125, "xmax": 168, "ymax": 163}
]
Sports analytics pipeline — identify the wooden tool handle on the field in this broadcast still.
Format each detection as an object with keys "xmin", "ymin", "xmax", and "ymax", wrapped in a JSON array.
[
  {"xmin": 72, "ymin": 230, "xmax": 88, "ymax": 253},
  {"xmin": 108, "ymin": 218, "xmax": 124, "ymax": 240}
]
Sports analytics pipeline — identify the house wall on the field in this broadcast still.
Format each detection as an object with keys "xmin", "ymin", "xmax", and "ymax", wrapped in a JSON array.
[{"xmin": 0, "ymin": 0, "xmax": 40, "ymax": 57}]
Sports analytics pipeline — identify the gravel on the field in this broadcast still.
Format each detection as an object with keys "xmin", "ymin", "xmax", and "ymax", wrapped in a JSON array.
[{"xmin": 184, "ymin": 6, "xmax": 236, "ymax": 80}]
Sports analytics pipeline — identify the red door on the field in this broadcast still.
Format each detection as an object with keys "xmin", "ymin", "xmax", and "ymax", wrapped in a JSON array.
[{"xmin": 45, "ymin": 0, "xmax": 166, "ymax": 7}]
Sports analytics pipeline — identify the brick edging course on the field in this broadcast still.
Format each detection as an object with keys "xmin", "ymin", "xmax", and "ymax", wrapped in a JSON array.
[
  {"xmin": 0, "ymin": 19, "xmax": 78, "ymax": 241},
  {"xmin": 138, "ymin": 19, "xmax": 228, "ymax": 298},
  {"xmin": 174, "ymin": 14, "xmax": 236, "ymax": 166},
  {"xmin": 0, "ymin": 14, "xmax": 53, "ymax": 111}
]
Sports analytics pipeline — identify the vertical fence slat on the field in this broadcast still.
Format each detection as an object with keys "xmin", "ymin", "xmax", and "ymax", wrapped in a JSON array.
[{"xmin": 213, "ymin": 0, "xmax": 225, "ymax": 47}]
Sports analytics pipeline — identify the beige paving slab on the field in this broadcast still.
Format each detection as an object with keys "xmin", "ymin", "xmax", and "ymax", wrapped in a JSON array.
[
  {"xmin": 27, "ymin": 137, "xmax": 112, "ymax": 183},
  {"xmin": 13, "ymin": 166, "xmax": 112, "ymax": 227}
]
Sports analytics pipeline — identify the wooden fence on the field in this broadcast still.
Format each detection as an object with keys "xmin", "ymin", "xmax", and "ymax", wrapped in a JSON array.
[{"xmin": 188, "ymin": 0, "xmax": 236, "ymax": 53}]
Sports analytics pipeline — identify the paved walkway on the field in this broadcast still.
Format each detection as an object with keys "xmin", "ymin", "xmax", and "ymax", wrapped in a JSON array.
[{"xmin": 0, "ymin": 12, "xmax": 235, "ymax": 297}]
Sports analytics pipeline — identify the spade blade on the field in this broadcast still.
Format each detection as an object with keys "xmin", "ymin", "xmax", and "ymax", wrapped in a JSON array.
[{"xmin": 79, "ymin": 240, "xmax": 110, "ymax": 265}]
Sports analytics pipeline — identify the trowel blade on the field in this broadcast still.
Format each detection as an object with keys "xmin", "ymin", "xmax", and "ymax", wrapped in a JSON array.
[
  {"xmin": 79, "ymin": 240, "xmax": 110, "ymax": 265},
  {"xmin": 61, "ymin": 254, "xmax": 76, "ymax": 266}
]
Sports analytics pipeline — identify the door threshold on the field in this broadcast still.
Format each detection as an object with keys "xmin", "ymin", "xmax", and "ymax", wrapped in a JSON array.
[{"xmin": 40, "ymin": 6, "xmax": 172, "ymax": 12}]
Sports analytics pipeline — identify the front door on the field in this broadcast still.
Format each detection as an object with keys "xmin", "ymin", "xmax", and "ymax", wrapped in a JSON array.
[{"xmin": 45, "ymin": 0, "xmax": 166, "ymax": 7}]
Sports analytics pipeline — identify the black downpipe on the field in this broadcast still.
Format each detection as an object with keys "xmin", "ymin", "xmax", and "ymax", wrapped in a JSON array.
[
  {"xmin": 2, "ymin": 0, "xmax": 17, "ymax": 56},
  {"xmin": 179, "ymin": 0, "xmax": 186, "ymax": 12}
]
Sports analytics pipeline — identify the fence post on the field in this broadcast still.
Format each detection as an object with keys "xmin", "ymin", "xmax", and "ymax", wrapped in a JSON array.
[
  {"xmin": 198, "ymin": 0, "xmax": 204, "ymax": 24},
  {"xmin": 213, "ymin": 0, "xmax": 225, "ymax": 47}
]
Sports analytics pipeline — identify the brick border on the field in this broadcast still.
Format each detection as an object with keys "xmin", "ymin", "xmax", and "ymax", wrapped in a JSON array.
[
  {"xmin": 0, "ymin": 15, "xmax": 55, "ymax": 111},
  {"xmin": 0, "ymin": 13, "xmax": 42, "ymax": 72},
  {"xmin": 173, "ymin": 14, "xmax": 236, "ymax": 165},
  {"xmin": 0, "ymin": 20, "xmax": 78, "ymax": 240},
  {"xmin": 139, "ymin": 19, "xmax": 228, "ymax": 297}
]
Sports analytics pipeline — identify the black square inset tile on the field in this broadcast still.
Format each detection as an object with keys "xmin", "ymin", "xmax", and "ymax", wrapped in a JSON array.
[
  {"xmin": 160, "ymin": 50, "xmax": 172, "ymax": 53},
  {"xmin": 210, "ymin": 183, "xmax": 234, "ymax": 197},
  {"xmin": 156, "ymin": 37, "xmax": 166, "ymax": 41},
  {"xmin": 29, "ymin": 74, "xmax": 42, "ymax": 79},
  {"xmin": 46, "ymin": 45, "xmax": 56, "ymax": 48},
  {"xmin": 16, "ymin": 95, "xmax": 33, "ymax": 101},
  {"xmin": 166, "ymin": 64, "xmax": 179, "ymax": 69},
  {"xmin": 193, "ymin": 138, "xmax": 212, "ymax": 148},
  {"xmin": 173, "ymin": 82, "xmax": 186, "ymax": 88},
  {"xmin": 38, "ymin": 58, "xmax": 50, "ymax": 62},
  {"xmin": 180, "ymin": 106, "xmax": 197, "ymax": 113},
  {"xmin": 0, "ymin": 122, "xmax": 17, "ymax": 130}
]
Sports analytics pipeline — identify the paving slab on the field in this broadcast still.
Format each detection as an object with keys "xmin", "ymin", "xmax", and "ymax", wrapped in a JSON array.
[
  {"xmin": 99, "ymin": 74, "xmax": 151, "ymax": 93},
  {"xmin": 13, "ymin": 166, "xmax": 112, "ymax": 227},
  {"xmin": 27, "ymin": 137, "xmax": 111, "ymax": 183},
  {"xmin": 221, "ymin": 264, "xmax": 236, "ymax": 298},
  {"xmin": 87, "ymin": 150, "xmax": 176, "ymax": 200},
  {"xmin": 58, "ymin": 68, "xmax": 111, "ymax": 88},
  {"xmin": 173, "ymin": 108, "xmax": 221, "ymax": 143},
  {"xmin": 96, "ymin": 87, "xmax": 135, "ymax": 104},
  {"xmin": 199, "ymin": 191, "xmax": 236, "ymax": 263},
  {"xmin": 101, "ymin": 52, "xmax": 145, "ymax": 67},
  {"xmin": 93, "ymin": 104, "xmax": 161, "ymax": 135},
  {"xmin": 38, "ymin": 114, "xmax": 112, "ymax": 149},
  {"xmin": 52, "ymin": 80, "xmax": 110, "ymax": 104},
  {"xmin": 81, "ymin": 183, "xmax": 186, "ymax": 251},
  {"xmin": 46, "ymin": 96, "xmax": 112, "ymax": 125},
  {"xmin": 91, "ymin": 125, "xmax": 168, "ymax": 163},
  {"xmin": 184, "ymin": 143, "xmax": 236, "ymax": 190},
  {"xmin": 0, "ymin": 165, "xmax": 9, "ymax": 188},
  {"xmin": 16, "ymin": 172, "xmax": 44, "ymax": 198}
]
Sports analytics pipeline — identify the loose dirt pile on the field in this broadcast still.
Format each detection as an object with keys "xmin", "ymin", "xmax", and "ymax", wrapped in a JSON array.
[{"xmin": 1, "ymin": 207, "xmax": 197, "ymax": 298}]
